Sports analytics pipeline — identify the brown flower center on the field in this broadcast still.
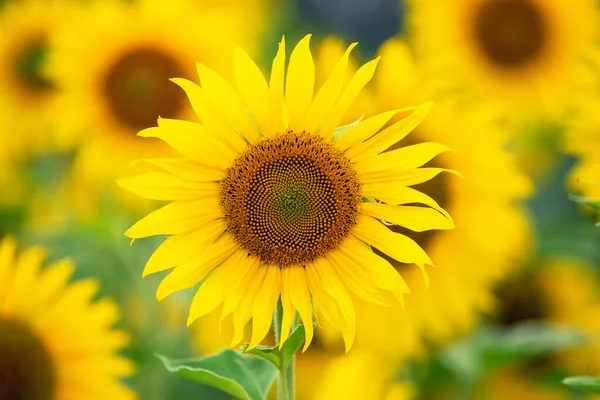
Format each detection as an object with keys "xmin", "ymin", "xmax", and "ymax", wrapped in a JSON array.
[
  {"xmin": 472, "ymin": 0, "xmax": 547, "ymax": 69},
  {"xmin": 0, "ymin": 318, "xmax": 55, "ymax": 400},
  {"xmin": 220, "ymin": 131, "xmax": 361, "ymax": 267},
  {"xmin": 103, "ymin": 47, "xmax": 187, "ymax": 132}
]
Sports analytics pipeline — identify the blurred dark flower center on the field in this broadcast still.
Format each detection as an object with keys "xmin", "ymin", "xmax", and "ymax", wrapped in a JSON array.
[
  {"xmin": 0, "ymin": 318, "xmax": 55, "ymax": 400},
  {"xmin": 220, "ymin": 131, "xmax": 361, "ymax": 267},
  {"xmin": 473, "ymin": 0, "xmax": 547, "ymax": 69},
  {"xmin": 14, "ymin": 37, "xmax": 54, "ymax": 94},
  {"xmin": 495, "ymin": 275, "xmax": 548, "ymax": 325},
  {"xmin": 103, "ymin": 47, "xmax": 186, "ymax": 132}
]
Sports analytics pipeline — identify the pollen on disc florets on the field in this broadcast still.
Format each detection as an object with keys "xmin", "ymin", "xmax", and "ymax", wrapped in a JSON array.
[{"xmin": 220, "ymin": 131, "xmax": 361, "ymax": 267}]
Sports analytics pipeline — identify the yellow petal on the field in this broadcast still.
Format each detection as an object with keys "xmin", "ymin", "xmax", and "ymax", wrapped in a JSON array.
[
  {"xmin": 286, "ymin": 266, "xmax": 314, "ymax": 351},
  {"xmin": 354, "ymin": 142, "xmax": 453, "ymax": 175},
  {"xmin": 5, "ymin": 246, "xmax": 45, "ymax": 313},
  {"xmin": 143, "ymin": 219, "xmax": 227, "ymax": 277},
  {"xmin": 326, "ymin": 249, "xmax": 390, "ymax": 307},
  {"xmin": 307, "ymin": 259, "xmax": 355, "ymax": 352},
  {"xmin": 286, "ymin": 34, "xmax": 314, "ymax": 131},
  {"xmin": 319, "ymin": 57, "xmax": 379, "ymax": 140},
  {"xmin": 305, "ymin": 42, "xmax": 357, "ymax": 132},
  {"xmin": 279, "ymin": 267, "xmax": 295, "ymax": 348},
  {"xmin": 125, "ymin": 198, "xmax": 221, "ymax": 238},
  {"xmin": 117, "ymin": 172, "xmax": 220, "ymax": 201},
  {"xmin": 132, "ymin": 158, "xmax": 224, "ymax": 182},
  {"xmin": 360, "ymin": 202, "xmax": 454, "ymax": 232},
  {"xmin": 248, "ymin": 266, "xmax": 281, "ymax": 350},
  {"xmin": 187, "ymin": 266, "xmax": 228, "ymax": 326},
  {"xmin": 139, "ymin": 118, "xmax": 235, "ymax": 170},
  {"xmin": 269, "ymin": 36, "xmax": 287, "ymax": 135},
  {"xmin": 171, "ymin": 78, "xmax": 247, "ymax": 153},
  {"xmin": 359, "ymin": 167, "xmax": 460, "ymax": 186},
  {"xmin": 231, "ymin": 265, "xmax": 269, "ymax": 346},
  {"xmin": 36, "ymin": 258, "xmax": 74, "ymax": 304},
  {"xmin": 234, "ymin": 47, "xmax": 271, "ymax": 137},
  {"xmin": 338, "ymin": 236, "xmax": 410, "ymax": 303},
  {"xmin": 334, "ymin": 109, "xmax": 414, "ymax": 152},
  {"xmin": 220, "ymin": 253, "xmax": 261, "ymax": 319},
  {"xmin": 156, "ymin": 234, "xmax": 237, "ymax": 300},
  {"xmin": 361, "ymin": 184, "xmax": 450, "ymax": 219},
  {"xmin": 196, "ymin": 62, "xmax": 260, "ymax": 144},
  {"xmin": 352, "ymin": 215, "xmax": 432, "ymax": 286},
  {"xmin": 346, "ymin": 102, "xmax": 433, "ymax": 161},
  {"xmin": 0, "ymin": 236, "xmax": 17, "ymax": 289}
]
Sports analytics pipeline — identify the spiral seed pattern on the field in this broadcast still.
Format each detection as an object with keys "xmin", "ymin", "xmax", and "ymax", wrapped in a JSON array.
[{"xmin": 220, "ymin": 131, "xmax": 361, "ymax": 266}]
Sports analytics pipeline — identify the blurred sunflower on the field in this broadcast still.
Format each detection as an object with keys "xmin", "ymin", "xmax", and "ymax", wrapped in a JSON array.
[
  {"xmin": 409, "ymin": 0, "xmax": 599, "ymax": 122},
  {"xmin": 343, "ymin": 38, "xmax": 532, "ymax": 359},
  {"xmin": 0, "ymin": 0, "xmax": 69, "ymax": 151},
  {"xmin": 0, "ymin": 236, "xmax": 135, "ymax": 399},
  {"xmin": 121, "ymin": 35, "xmax": 453, "ymax": 351},
  {"xmin": 48, "ymin": 0, "xmax": 263, "ymax": 211}
]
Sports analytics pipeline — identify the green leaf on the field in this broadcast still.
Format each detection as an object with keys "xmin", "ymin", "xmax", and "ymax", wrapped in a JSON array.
[
  {"xmin": 157, "ymin": 349, "xmax": 278, "ymax": 400},
  {"xmin": 242, "ymin": 323, "xmax": 310, "ymax": 369},
  {"xmin": 563, "ymin": 376, "xmax": 600, "ymax": 394}
]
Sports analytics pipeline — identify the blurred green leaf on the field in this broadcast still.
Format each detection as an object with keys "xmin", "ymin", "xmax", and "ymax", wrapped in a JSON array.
[
  {"xmin": 440, "ymin": 323, "xmax": 586, "ymax": 383},
  {"xmin": 563, "ymin": 376, "xmax": 600, "ymax": 394},
  {"xmin": 157, "ymin": 349, "xmax": 278, "ymax": 400},
  {"xmin": 242, "ymin": 323, "xmax": 309, "ymax": 369}
]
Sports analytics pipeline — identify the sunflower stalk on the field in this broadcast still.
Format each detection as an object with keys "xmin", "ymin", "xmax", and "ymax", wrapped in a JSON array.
[{"xmin": 274, "ymin": 299, "xmax": 296, "ymax": 400}]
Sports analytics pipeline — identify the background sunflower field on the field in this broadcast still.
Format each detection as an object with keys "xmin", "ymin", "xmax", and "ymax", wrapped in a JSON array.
[{"xmin": 1, "ymin": 0, "xmax": 599, "ymax": 399}]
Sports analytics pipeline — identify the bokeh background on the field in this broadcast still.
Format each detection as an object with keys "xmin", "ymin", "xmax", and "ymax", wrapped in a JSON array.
[{"xmin": 1, "ymin": 0, "xmax": 599, "ymax": 399}]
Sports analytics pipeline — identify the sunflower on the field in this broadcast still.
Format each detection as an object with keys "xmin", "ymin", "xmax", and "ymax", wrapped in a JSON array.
[
  {"xmin": 0, "ymin": 0, "xmax": 71, "ymax": 150},
  {"xmin": 120, "ymin": 35, "xmax": 453, "ymax": 351},
  {"xmin": 409, "ymin": 0, "xmax": 600, "ymax": 122},
  {"xmin": 342, "ymin": 38, "xmax": 532, "ymax": 359},
  {"xmin": 48, "ymin": 0, "xmax": 263, "ymax": 210},
  {"xmin": 0, "ymin": 236, "xmax": 135, "ymax": 399}
]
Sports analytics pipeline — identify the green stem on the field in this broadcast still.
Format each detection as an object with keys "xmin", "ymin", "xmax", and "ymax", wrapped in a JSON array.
[{"xmin": 274, "ymin": 299, "xmax": 295, "ymax": 400}]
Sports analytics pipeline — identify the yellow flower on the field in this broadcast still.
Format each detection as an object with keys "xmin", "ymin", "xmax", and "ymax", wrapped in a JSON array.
[
  {"xmin": 120, "ymin": 35, "xmax": 453, "ymax": 351},
  {"xmin": 409, "ymin": 0, "xmax": 600, "ymax": 122},
  {"xmin": 48, "ymin": 0, "xmax": 263, "ymax": 210},
  {"xmin": 344, "ymin": 38, "xmax": 532, "ymax": 359},
  {"xmin": 0, "ymin": 236, "xmax": 135, "ymax": 399},
  {"xmin": 0, "ymin": 0, "xmax": 69, "ymax": 152}
]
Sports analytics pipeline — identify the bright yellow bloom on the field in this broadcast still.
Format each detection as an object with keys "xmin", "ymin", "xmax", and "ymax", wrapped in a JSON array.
[
  {"xmin": 409, "ymin": 0, "xmax": 600, "ymax": 122},
  {"xmin": 48, "ymin": 0, "xmax": 263, "ymax": 211},
  {"xmin": 121, "ymin": 35, "xmax": 453, "ymax": 351},
  {"xmin": 343, "ymin": 38, "xmax": 532, "ymax": 359},
  {"xmin": 0, "ymin": 236, "xmax": 135, "ymax": 399}
]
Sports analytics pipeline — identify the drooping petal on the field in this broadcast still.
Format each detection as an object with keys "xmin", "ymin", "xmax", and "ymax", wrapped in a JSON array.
[
  {"xmin": 220, "ymin": 252, "xmax": 261, "ymax": 319},
  {"xmin": 326, "ymin": 249, "xmax": 390, "ymax": 307},
  {"xmin": 360, "ymin": 202, "xmax": 454, "ymax": 232},
  {"xmin": 196, "ymin": 62, "xmax": 260, "ymax": 144},
  {"xmin": 307, "ymin": 259, "xmax": 355, "ymax": 351},
  {"xmin": 231, "ymin": 265, "xmax": 269, "ymax": 346},
  {"xmin": 117, "ymin": 172, "xmax": 219, "ymax": 201},
  {"xmin": 143, "ymin": 219, "xmax": 227, "ymax": 277},
  {"xmin": 305, "ymin": 42, "xmax": 358, "ymax": 132},
  {"xmin": 233, "ymin": 47, "xmax": 271, "ymax": 137},
  {"xmin": 279, "ymin": 267, "xmax": 295, "ymax": 348},
  {"xmin": 186, "ymin": 265, "xmax": 229, "ymax": 326},
  {"xmin": 346, "ymin": 102, "xmax": 433, "ymax": 161},
  {"xmin": 334, "ymin": 109, "xmax": 413, "ymax": 151},
  {"xmin": 286, "ymin": 34, "xmax": 314, "ymax": 131},
  {"xmin": 125, "ymin": 197, "xmax": 221, "ymax": 238},
  {"xmin": 155, "ymin": 234, "xmax": 237, "ymax": 300},
  {"xmin": 269, "ymin": 36, "xmax": 287, "ymax": 135},
  {"xmin": 352, "ymin": 215, "xmax": 432, "ymax": 286},
  {"xmin": 319, "ymin": 57, "xmax": 380, "ymax": 140},
  {"xmin": 358, "ymin": 167, "xmax": 461, "ymax": 186},
  {"xmin": 248, "ymin": 266, "xmax": 281, "ymax": 350},
  {"xmin": 285, "ymin": 266, "xmax": 314, "ymax": 351}
]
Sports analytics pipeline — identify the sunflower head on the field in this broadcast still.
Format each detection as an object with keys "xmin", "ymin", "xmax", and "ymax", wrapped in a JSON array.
[
  {"xmin": 0, "ymin": 236, "xmax": 135, "ymax": 399},
  {"xmin": 121, "ymin": 35, "xmax": 454, "ymax": 352}
]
